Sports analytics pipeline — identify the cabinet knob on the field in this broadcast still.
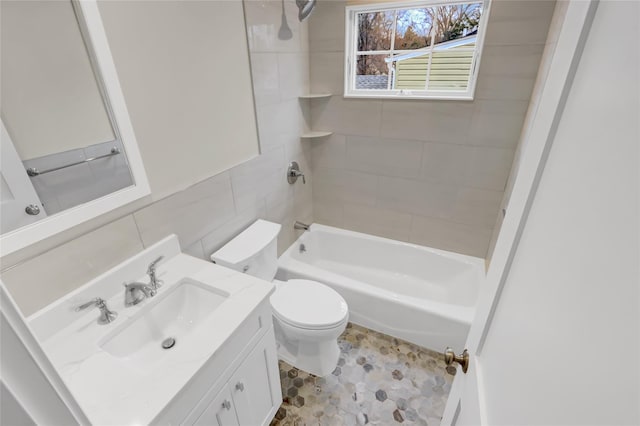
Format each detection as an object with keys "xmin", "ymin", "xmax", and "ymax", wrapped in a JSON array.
[
  {"xmin": 235, "ymin": 382, "xmax": 245, "ymax": 392},
  {"xmin": 222, "ymin": 400, "xmax": 231, "ymax": 410}
]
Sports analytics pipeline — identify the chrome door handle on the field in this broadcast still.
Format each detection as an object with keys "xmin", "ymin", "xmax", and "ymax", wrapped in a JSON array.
[
  {"xmin": 25, "ymin": 204, "xmax": 40, "ymax": 215},
  {"xmin": 444, "ymin": 347, "xmax": 469, "ymax": 374}
]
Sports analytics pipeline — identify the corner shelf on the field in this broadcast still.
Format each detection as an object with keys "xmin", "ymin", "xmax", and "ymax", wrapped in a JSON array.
[
  {"xmin": 298, "ymin": 94, "xmax": 332, "ymax": 139},
  {"xmin": 300, "ymin": 131, "xmax": 333, "ymax": 139},
  {"xmin": 298, "ymin": 93, "xmax": 332, "ymax": 99}
]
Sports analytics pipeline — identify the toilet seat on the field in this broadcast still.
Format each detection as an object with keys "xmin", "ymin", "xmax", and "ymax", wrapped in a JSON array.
[{"xmin": 270, "ymin": 279, "xmax": 348, "ymax": 330}]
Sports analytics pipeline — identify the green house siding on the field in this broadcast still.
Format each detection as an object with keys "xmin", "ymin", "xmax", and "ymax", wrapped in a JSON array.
[{"xmin": 394, "ymin": 44, "xmax": 475, "ymax": 91}]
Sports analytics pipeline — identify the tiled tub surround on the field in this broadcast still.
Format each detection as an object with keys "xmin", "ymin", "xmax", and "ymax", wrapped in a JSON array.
[
  {"xmin": 1, "ymin": 0, "xmax": 313, "ymax": 316},
  {"xmin": 485, "ymin": 0, "xmax": 569, "ymax": 263},
  {"xmin": 308, "ymin": 0, "xmax": 557, "ymax": 258},
  {"xmin": 271, "ymin": 323, "xmax": 453, "ymax": 426},
  {"xmin": 277, "ymin": 224, "xmax": 484, "ymax": 352}
]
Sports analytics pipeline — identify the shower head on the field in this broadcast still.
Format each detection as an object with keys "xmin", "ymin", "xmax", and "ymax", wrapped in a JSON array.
[
  {"xmin": 296, "ymin": 0, "xmax": 316, "ymax": 21},
  {"xmin": 278, "ymin": 0, "xmax": 293, "ymax": 40}
]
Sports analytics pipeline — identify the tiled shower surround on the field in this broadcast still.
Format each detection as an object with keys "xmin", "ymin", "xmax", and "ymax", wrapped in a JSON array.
[
  {"xmin": 308, "ymin": 0, "xmax": 556, "ymax": 258},
  {"xmin": 271, "ymin": 324, "xmax": 453, "ymax": 426}
]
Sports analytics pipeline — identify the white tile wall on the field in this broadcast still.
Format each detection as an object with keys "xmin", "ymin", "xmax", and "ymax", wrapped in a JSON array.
[
  {"xmin": 485, "ymin": 0, "xmax": 569, "ymax": 264},
  {"xmin": 345, "ymin": 136, "xmax": 424, "ymax": 179},
  {"xmin": 2, "ymin": 216, "xmax": 143, "ymax": 316},
  {"xmin": 309, "ymin": 0, "xmax": 555, "ymax": 257}
]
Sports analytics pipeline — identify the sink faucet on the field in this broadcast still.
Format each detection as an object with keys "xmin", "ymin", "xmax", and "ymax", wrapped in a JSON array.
[
  {"xmin": 147, "ymin": 256, "xmax": 164, "ymax": 291},
  {"xmin": 75, "ymin": 297, "xmax": 117, "ymax": 325},
  {"xmin": 124, "ymin": 282, "xmax": 156, "ymax": 306}
]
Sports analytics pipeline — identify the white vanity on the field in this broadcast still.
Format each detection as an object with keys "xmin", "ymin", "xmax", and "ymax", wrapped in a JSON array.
[{"xmin": 27, "ymin": 235, "xmax": 282, "ymax": 425}]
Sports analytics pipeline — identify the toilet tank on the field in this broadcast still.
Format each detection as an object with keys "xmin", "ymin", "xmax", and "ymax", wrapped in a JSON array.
[{"xmin": 210, "ymin": 220, "xmax": 282, "ymax": 281}]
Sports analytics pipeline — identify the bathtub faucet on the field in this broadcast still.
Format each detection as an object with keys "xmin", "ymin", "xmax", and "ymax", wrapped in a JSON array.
[{"xmin": 294, "ymin": 221, "xmax": 310, "ymax": 231}]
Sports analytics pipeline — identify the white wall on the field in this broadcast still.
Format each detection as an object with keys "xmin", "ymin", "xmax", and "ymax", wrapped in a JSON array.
[
  {"xmin": 476, "ymin": 1, "xmax": 639, "ymax": 423},
  {"xmin": 308, "ymin": 0, "xmax": 556, "ymax": 257},
  {"xmin": 97, "ymin": 0, "xmax": 260, "ymax": 200}
]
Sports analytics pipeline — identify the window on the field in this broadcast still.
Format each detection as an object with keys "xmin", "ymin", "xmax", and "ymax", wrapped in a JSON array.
[{"xmin": 344, "ymin": 0, "xmax": 489, "ymax": 100}]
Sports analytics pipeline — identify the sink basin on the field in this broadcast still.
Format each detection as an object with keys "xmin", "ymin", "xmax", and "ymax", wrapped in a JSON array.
[{"xmin": 99, "ymin": 279, "xmax": 228, "ymax": 364}]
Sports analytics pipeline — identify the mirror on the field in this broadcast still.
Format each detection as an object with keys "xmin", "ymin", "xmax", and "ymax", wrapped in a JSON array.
[{"xmin": 0, "ymin": 0, "xmax": 150, "ymax": 255}]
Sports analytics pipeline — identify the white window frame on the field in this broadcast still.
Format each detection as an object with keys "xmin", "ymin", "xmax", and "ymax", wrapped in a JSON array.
[{"xmin": 344, "ymin": 0, "xmax": 491, "ymax": 100}]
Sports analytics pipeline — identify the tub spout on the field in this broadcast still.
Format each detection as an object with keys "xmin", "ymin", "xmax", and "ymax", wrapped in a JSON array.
[{"xmin": 294, "ymin": 221, "xmax": 310, "ymax": 231}]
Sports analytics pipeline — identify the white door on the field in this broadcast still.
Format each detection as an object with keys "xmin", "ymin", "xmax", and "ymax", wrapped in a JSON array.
[
  {"xmin": 0, "ymin": 121, "xmax": 47, "ymax": 233},
  {"xmin": 442, "ymin": 1, "xmax": 639, "ymax": 424}
]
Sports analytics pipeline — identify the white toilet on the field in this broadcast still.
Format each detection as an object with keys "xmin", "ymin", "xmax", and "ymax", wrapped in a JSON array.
[{"xmin": 211, "ymin": 220, "xmax": 348, "ymax": 376}]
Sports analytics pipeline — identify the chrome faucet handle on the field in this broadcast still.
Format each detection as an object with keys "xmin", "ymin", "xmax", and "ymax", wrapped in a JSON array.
[
  {"xmin": 147, "ymin": 255, "xmax": 164, "ymax": 273},
  {"xmin": 123, "ymin": 281, "xmax": 156, "ymax": 307},
  {"xmin": 75, "ymin": 298, "xmax": 117, "ymax": 325},
  {"xmin": 147, "ymin": 256, "xmax": 164, "ymax": 290},
  {"xmin": 287, "ymin": 162, "xmax": 306, "ymax": 184}
]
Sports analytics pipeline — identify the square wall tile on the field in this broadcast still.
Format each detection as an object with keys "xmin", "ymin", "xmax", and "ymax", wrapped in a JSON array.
[
  {"xmin": 464, "ymin": 147, "xmax": 515, "ymax": 191},
  {"xmin": 308, "ymin": 0, "xmax": 346, "ymax": 52},
  {"xmin": 451, "ymin": 187, "xmax": 503, "ymax": 228},
  {"xmin": 1, "ymin": 215, "xmax": 143, "ymax": 316},
  {"xmin": 313, "ymin": 167, "xmax": 378, "ymax": 207},
  {"xmin": 201, "ymin": 201, "xmax": 267, "ymax": 258},
  {"xmin": 343, "ymin": 203, "xmax": 412, "ymax": 242},
  {"xmin": 377, "ymin": 176, "xmax": 458, "ymax": 220},
  {"xmin": 311, "ymin": 96, "xmax": 382, "ymax": 137},
  {"xmin": 420, "ymin": 142, "xmax": 471, "ymax": 186},
  {"xmin": 409, "ymin": 215, "xmax": 492, "ymax": 258},
  {"xmin": 346, "ymin": 135, "xmax": 424, "ymax": 179},
  {"xmin": 311, "ymin": 133, "xmax": 347, "ymax": 170},
  {"xmin": 380, "ymin": 100, "xmax": 473, "ymax": 144},
  {"xmin": 313, "ymin": 200, "xmax": 344, "ymax": 228},
  {"xmin": 468, "ymin": 100, "xmax": 530, "ymax": 148},
  {"xmin": 278, "ymin": 52, "xmax": 310, "ymax": 100},
  {"xmin": 310, "ymin": 52, "xmax": 344, "ymax": 95},
  {"xmin": 183, "ymin": 240, "xmax": 206, "ymax": 260},
  {"xmin": 483, "ymin": 0, "xmax": 556, "ymax": 46},
  {"xmin": 133, "ymin": 172, "xmax": 236, "ymax": 248},
  {"xmin": 244, "ymin": 0, "xmax": 304, "ymax": 53},
  {"xmin": 250, "ymin": 52, "xmax": 281, "ymax": 106}
]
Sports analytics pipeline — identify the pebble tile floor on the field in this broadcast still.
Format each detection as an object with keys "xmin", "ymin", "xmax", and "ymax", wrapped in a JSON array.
[{"xmin": 270, "ymin": 323, "xmax": 454, "ymax": 426}]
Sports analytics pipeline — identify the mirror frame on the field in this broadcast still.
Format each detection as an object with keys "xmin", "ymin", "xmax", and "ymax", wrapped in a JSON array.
[{"xmin": 0, "ymin": 0, "xmax": 150, "ymax": 256}]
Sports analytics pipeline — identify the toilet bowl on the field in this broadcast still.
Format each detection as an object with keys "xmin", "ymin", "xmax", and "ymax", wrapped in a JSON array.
[
  {"xmin": 211, "ymin": 220, "xmax": 349, "ymax": 376},
  {"xmin": 271, "ymin": 279, "xmax": 348, "ymax": 375}
]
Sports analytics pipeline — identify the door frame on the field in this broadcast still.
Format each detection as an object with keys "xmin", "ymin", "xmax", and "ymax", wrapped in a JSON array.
[{"xmin": 442, "ymin": 0, "xmax": 599, "ymax": 423}]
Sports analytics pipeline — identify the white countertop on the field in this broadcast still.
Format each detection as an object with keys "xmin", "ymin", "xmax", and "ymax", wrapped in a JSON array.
[{"xmin": 28, "ymin": 237, "xmax": 274, "ymax": 425}]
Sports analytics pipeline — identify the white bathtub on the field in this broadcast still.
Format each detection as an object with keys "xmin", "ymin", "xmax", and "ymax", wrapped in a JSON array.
[{"xmin": 277, "ymin": 224, "xmax": 485, "ymax": 351}]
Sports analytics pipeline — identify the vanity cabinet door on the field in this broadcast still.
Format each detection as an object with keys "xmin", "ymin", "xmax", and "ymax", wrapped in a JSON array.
[
  {"xmin": 230, "ymin": 327, "xmax": 282, "ymax": 426},
  {"xmin": 193, "ymin": 387, "xmax": 239, "ymax": 426}
]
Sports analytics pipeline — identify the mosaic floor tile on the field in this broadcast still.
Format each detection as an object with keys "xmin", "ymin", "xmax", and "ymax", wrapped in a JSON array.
[{"xmin": 270, "ymin": 323, "xmax": 453, "ymax": 426}]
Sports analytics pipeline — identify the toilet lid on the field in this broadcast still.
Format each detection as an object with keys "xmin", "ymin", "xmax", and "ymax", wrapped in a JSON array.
[{"xmin": 270, "ymin": 279, "xmax": 348, "ymax": 330}]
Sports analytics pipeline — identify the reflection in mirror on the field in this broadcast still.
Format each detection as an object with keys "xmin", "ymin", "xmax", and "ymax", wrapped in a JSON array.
[{"xmin": 0, "ymin": 0, "xmax": 133, "ymax": 234}]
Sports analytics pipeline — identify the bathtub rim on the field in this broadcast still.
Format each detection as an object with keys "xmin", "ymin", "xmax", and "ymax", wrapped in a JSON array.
[{"xmin": 278, "ymin": 223, "xmax": 486, "ymax": 326}]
